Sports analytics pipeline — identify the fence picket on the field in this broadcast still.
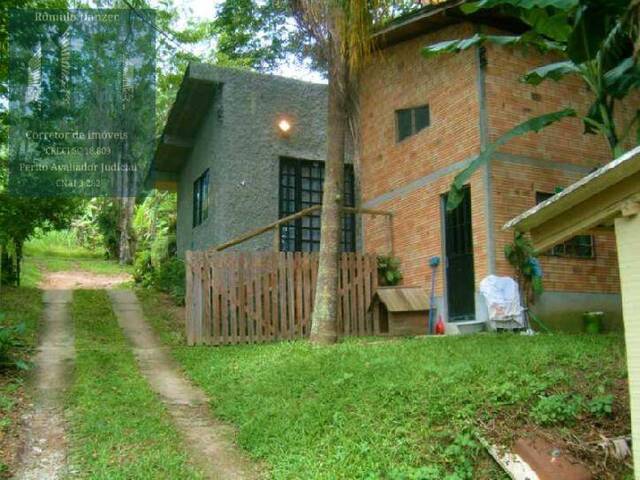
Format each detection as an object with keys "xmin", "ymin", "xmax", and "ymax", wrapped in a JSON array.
[
  {"xmin": 363, "ymin": 255, "xmax": 372, "ymax": 334},
  {"xmin": 356, "ymin": 254, "xmax": 365, "ymax": 335},
  {"xmin": 211, "ymin": 254, "xmax": 220, "ymax": 345},
  {"xmin": 286, "ymin": 253, "xmax": 295, "ymax": 338},
  {"xmin": 340, "ymin": 254, "xmax": 349, "ymax": 335},
  {"xmin": 269, "ymin": 253, "xmax": 277, "ymax": 341},
  {"xmin": 185, "ymin": 251, "xmax": 379, "ymax": 345},
  {"xmin": 371, "ymin": 255, "xmax": 380, "ymax": 334}
]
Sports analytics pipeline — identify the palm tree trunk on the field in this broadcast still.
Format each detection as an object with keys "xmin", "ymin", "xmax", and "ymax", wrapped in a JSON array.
[
  {"xmin": 118, "ymin": 196, "xmax": 135, "ymax": 265},
  {"xmin": 310, "ymin": 38, "xmax": 348, "ymax": 345}
]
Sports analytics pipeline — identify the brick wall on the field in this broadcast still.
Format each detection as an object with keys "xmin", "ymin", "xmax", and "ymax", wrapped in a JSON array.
[
  {"xmin": 363, "ymin": 169, "xmax": 488, "ymax": 296},
  {"xmin": 360, "ymin": 23, "xmax": 481, "ymax": 203},
  {"xmin": 360, "ymin": 19, "xmax": 629, "ymax": 317},
  {"xmin": 360, "ymin": 23, "xmax": 487, "ymax": 296},
  {"xmin": 492, "ymin": 160, "xmax": 620, "ymax": 294},
  {"xmin": 484, "ymin": 39, "xmax": 627, "ymax": 294}
]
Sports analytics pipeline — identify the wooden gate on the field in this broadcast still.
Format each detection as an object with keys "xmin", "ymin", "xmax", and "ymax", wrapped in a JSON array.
[{"xmin": 185, "ymin": 251, "xmax": 380, "ymax": 345}]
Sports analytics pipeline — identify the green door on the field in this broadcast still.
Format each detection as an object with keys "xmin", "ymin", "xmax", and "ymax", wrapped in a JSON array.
[{"xmin": 444, "ymin": 186, "xmax": 476, "ymax": 321}]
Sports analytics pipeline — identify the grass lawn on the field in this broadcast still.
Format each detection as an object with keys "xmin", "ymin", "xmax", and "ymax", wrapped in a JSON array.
[
  {"xmin": 140, "ymin": 291, "xmax": 632, "ymax": 480},
  {"xmin": 68, "ymin": 290, "xmax": 203, "ymax": 479},
  {"xmin": 21, "ymin": 231, "xmax": 131, "ymax": 288},
  {"xmin": 0, "ymin": 287, "xmax": 43, "ymax": 477}
]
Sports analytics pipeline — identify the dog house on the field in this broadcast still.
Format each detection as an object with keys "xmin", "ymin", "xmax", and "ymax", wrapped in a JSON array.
[{"xmin": 369, "ymin": 287, "xmax": 430, "ymax": 336}]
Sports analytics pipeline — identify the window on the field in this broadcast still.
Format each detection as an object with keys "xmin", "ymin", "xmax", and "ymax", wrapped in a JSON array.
[
  {"xmin": 536, "ymin": 192, "xmax": 595, "ymax": 258},
  {"xmin": 193, "ymin": 169, "xmax": 209, "ymax": 228},
  {"xmin": 396, "ymin": 105, "xmax": 430, "ymax": 142},
  {"xmin": 279, "ymin": 158, "xmax": 356, "ymax": 252}
]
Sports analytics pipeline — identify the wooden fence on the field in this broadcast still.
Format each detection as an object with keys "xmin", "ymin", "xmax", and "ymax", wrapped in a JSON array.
[{"xmin": 185, "ymin": 251, "xmax": 380, "ymax": 345}]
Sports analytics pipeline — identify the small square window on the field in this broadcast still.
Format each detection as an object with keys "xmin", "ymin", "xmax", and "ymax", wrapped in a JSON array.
[{"xmin": 396, "ymin": 104, "xmax": 430, "ymax": 142}]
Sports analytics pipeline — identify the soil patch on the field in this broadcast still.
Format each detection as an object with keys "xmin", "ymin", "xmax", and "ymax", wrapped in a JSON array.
[{"xmin": 40, "ymin": 271, "xmax": 130, "ymax": 290}]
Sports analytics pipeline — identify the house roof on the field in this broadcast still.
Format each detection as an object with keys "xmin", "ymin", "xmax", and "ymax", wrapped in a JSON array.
[
  {"xmin": 504, "ymin": 145, "xmax": 640, "ymax": 233},
  {"xmin": 153, "ymin": 63, "xmax": 221, "ymax": 176},
  {"xmin": 371, "ymin": 287, "xmax": 430, "ymax": 312},
  {"xmin": 150, "ymin": 63, "xmax": 328, "ymax": 191},
  {"xmin": 373, "ymin": 0, "xmax": 526, "ymax": 49}
]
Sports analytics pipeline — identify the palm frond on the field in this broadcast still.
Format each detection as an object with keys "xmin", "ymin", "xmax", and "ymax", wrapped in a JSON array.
[{"xmin": 25, "ymin": 43, "xmax": 42, "ymax": 104}]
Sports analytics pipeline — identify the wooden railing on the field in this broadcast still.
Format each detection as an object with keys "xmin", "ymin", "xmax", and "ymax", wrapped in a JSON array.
[
  {"xmin": 185, "ymin": 251, "xmax": 380, "ymax": 345},
  {"xmin": 212, "ymin": 206, "xmax": 394, "ymax": 253}
]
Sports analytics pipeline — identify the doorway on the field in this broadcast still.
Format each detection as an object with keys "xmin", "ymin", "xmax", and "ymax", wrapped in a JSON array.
[{"xmin": 443, "ymin": 186, "xmax": 476, "ymax": 322}]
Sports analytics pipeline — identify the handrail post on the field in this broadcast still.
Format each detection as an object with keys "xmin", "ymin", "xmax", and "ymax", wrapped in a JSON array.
[
  {"xmin": 388, "ymin": 214, "xmax": 395, "ymax": 256},
  {"xmin": 273, "ymin": 226, "xmax": 280, "ymax": 252}
]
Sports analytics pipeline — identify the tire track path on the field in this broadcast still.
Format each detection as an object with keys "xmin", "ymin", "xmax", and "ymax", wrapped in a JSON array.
[
  {"xmin": 108, "ymin": 289, "xmax": 258, "ymax": 480},
  {"xmin": 14, "ymin": 290, "xmax": 73, "ymax": 480}
]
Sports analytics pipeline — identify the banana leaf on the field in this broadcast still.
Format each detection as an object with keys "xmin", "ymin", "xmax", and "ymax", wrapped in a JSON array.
[
  {"xmin": 422, "ymin": 32, "xmax": 564, "ymax": 59},
  {"xmin": 461, "ymin": 0, "xmax": 578, "ymax": 14},
  {"xmin": 446, "ymin": 108, "xmax": 577, "ymax": 211},
  {"xmin": 523, "ymin": 60, "xmax": 581, "ymax": 84}
]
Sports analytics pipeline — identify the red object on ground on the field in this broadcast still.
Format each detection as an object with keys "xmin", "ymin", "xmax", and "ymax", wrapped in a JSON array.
[
  {"xmin": 513, "ymin": 436, "xmax": 592, "ymax": 480},
  {"xmin": 435, "ymin": 316, "xmax": 445, "ymax": 335}
]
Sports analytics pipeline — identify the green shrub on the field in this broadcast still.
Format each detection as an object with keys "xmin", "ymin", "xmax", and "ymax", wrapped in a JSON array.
[
  {"xmin": 385, "ymin": 465, "xmax": 443, "ymax": 480},
  {"xmin": 531, "ymin": 393, "xmax": 583, "ymax": 425},
  {"xmin": 587, "ymin": 393, "xmax": 614, "ymax": 417},
  {"xmin": 442, "ymin": 433, "xmax": 479, "ymax": 480},
  {"xmin": 133, "ymin": 250, "xmax": 155, "ymax": 287},
  {"xmin": 378, "ymin": 256, "xmax": 403, "ymax": 286},
  {"xmin": 487, "ymin": 381, "xmax": 523, "ymax": 405},
  {"xmin": 154, "ymin": 257, "xmax": 186, "ymax": 306},
  {"xmin": 0, "ymin": 313, "xmax": 29, "ymax": 370}
]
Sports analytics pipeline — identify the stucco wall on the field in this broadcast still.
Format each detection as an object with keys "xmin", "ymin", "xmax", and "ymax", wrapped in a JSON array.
[{"xmin": 176, "ymin": 65, "xmax": 330, "ymax": 256}]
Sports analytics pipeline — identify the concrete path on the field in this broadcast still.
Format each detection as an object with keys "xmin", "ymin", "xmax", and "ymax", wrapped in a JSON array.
[
  {"xmin": 14, "ymin": 290, "xmax": 74, "ymax": 480},
  {"xmin": 108, "ymin": 290, "xmax": 258, "ymax": 480}
]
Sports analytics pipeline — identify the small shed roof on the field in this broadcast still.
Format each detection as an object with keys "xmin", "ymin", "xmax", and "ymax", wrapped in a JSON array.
[
  {"xmin": 371, "ymin": 287, "xmax": 429, "ymax": 312},
  {"xmin": 504, "ymin": 145, "xmax": 640, "ymax": 251}
]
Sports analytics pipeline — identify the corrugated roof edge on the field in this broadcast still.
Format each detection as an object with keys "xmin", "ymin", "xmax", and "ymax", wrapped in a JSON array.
[{"xmin": 504, "ymin": 145, "xmax": 640, "ymax": 232}]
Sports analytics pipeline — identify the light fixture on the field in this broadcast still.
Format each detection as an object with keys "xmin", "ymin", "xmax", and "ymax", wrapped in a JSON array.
[{"xmin": 277, "ymin": 118, "xmax": 292, "ymax": 134}]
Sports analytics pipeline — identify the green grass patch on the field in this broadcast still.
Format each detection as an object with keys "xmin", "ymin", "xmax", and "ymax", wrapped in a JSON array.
[
  {"xmin": 136, "ymin": 288, "xmax": 186, "ymax": 347},
  {"xmin": 68, "ymin": 290, "xmax": 203, "ymax": 479},
  {"xmin": 24, "ymin": 230, "xmax": 102, "ymax": 259},
  {"xmin": 0, "ymin": 287, "xmax": 41, "ymax": 349},
  {"xmin": 140, "ymin": 288, "xmax": 629, "ymax": 479},
  {"xmin": 0, "ymin": 287, "xmax": 43, "ymax": 476}
]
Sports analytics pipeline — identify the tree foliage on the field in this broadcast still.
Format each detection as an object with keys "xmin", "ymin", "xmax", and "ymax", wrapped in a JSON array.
[
  {"xmin": 0, "ymin": 0, "xmax": 82, "ymax": 285},
  {"xmin": 212, "ymin": 0, "xmax": 294, "ymax": 71}
]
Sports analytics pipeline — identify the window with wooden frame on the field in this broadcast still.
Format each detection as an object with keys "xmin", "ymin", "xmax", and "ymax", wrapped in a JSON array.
[
  {"xmin": 192, "ymin": 169, "xmax": 209, "ymax": 228},
  {"xmin": 535, "ymin": 192, "xmax": 595, "ymax": 258},
  {"xmin": 279, "ymin": 158, "xmax": 356, "ymax": 252},
  {"xmin": 396, "ymin": 105, "xmax": 430, "ymax": 142}
]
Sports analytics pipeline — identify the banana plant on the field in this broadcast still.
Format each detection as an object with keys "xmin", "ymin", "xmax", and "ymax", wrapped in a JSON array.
[{"xmin": 422, "ymin": 0, "xmax": 640, "ymax": 210}]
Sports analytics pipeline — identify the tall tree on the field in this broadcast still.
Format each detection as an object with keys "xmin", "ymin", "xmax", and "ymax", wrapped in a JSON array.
[
  {"xmin": 289, "ymin": 1, "xmax": 384, "ymax": 344},
  {"xmin": 0, "ymin": 0, "xmax": 82, "ymax": 285}
]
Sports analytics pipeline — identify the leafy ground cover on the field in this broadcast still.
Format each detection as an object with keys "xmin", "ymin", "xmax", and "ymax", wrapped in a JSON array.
[
  {"xmin": 67, "ymin": 290, "xmax": 203, "ymax": 479},
  {"xmin": 140, "ymin": 290, "xmax": 632, "ymax": 480},
  {"xmin": 0, "ymin": 287, "xmax": 42, "ymax": 477}
]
